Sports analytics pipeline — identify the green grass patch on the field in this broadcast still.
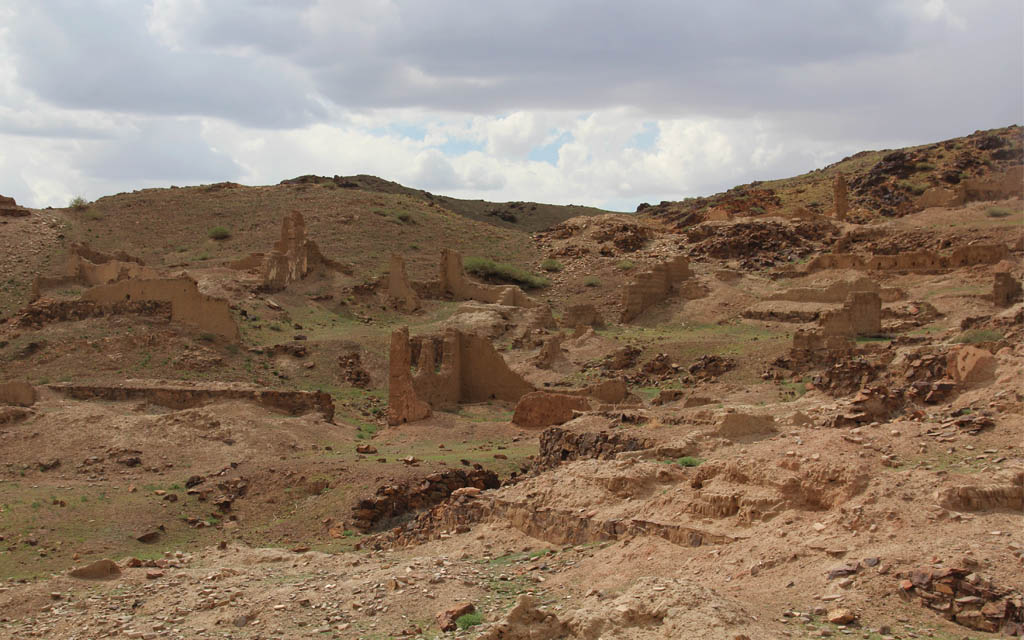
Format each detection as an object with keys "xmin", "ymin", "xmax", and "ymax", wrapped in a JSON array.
[
  {"xmin": 463, "ymin": 256, "xmax": 550, "ymax": 289},
  {"xmin": 616, "ymin": 260, "xmax": 635, "ymax": 271},
  {"xmin": 207, "ymin": 226, "xmax": 231, "ymax": 240},
  {"xmin": 540, "ymin": 258, "xmax": 563, "ymax": 272},
  {"xmin": 986, "ymin": 206, "xmax": 1014, "ymax": 218},
  {"xmin": 953, "ymin": 329, "xmax": 1002, "ymax": 344},
  {"xmin": 456, "ymin": 612, "xmax": 484, "ymax": 629},
  {"xmin": 583, "ymin": 276, "xmax": 601, "ymax": 287},
  {"xmin": 672, "ymin": 456, "xmax": 703, "ymax": 467}
]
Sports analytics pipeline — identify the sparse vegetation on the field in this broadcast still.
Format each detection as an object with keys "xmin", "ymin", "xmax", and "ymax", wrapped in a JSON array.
[
  {"xmin": 985, "ymin": 206, "xmax": 1013, "ymax": 218},
  {"xmin": 540, "ymin": 258, "xmax": 563, "ymax": 272},
  {"xmin": 208, "ymin": 226, "xmax": 231, "ymax": 240},
  {"xmin": 463, "ymin": 256, "xmax": 550, "ymax": 289},
  {"xmin": 69, "ymin": 196, "xmax": 89, "ymax": 211},
  {"xmin": 583, "ymin": 276, "xmax": 601, "ymax": 287},
  {"xmin": 616, "ymin": 259, "xmax": 635, "ymax": 271},
  {"xmin": 673, "ymin": 456, "xmax": 703, "ymax": 467},
  {"xmin": 456, "ymin": 612, "xmax": 483, "ymax": 629},
  {"xmin": 953, "ymin": 329, "xmax": 1002, "ymax": 344}
]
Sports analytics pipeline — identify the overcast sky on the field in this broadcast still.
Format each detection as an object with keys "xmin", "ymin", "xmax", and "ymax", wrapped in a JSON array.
[{"xmin": 0, "ymin": 0, "xmax": 1020, "ymax": 210}]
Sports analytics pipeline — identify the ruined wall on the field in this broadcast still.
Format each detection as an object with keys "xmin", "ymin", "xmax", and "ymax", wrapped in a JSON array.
[
  {"xmin": 32, "ymin": 243, "xmax": 156, "ymax": 299},
  {"xmin": 0, "ymin": 195, "xmax": 29, "ymax": 217},
  {"xmin": 833, "ymin": 173, "xmax": 848, "ymax": 220},
  {"xmin": 229, "ymin": 212, "xmax": 345, "ymax": 291},
  {"xmin": 993, "ymin": 272, "xmax": 1023, "ymax": 307},
  {"xmin": 806, "ymin": 244, "xmax": 1009, "ymax": 274},
  {"xmin": 48, "ymin": 383, "xmax": 334, "ymax": 421},
  {"xmin": 769, "ymin": 276, "xmax": 903, "ymax": 303},
  {"xmin": 560, "ymin": 303, "xmax": 603, "ymax": 328},
  {"xmin": 820, "ymin": 291, "xmax": 882, "ymax": 337},
  {"xmin": 82, "ymin": 277, "xmax": 240, "ymax": 341},
  {"xmin": 350, "ymin": 468, "xmax": 500, "ymax": 532},
  {"xmin": 385, "ymin": 254, "xmax": 422, "ymax": 312},
  {"xmin": 13, "ymin": 299, "xmax": 171, "ymax": 329},
  {"xmin": 387, "ymin": 327, "xmax": 535, "ymax": 425},
  {"xmin": 0, "ymin": 381, "xmax": 37, "ymax": 406},
  {"xmin": 917, "ymin": 166, "xmax": 1024, "ymax": 210},
  {"xmin": 438, "ymin": 249, "xmax": 537, "ymax": 308},
  {"xmin": 620, "ymin": 255, "xmax": 693, "ymax": 322}
]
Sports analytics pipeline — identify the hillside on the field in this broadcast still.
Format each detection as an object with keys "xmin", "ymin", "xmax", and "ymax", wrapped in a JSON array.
[{"xmin": 0, "ymin": 126, "xmax": 1021, "ymax": 640}]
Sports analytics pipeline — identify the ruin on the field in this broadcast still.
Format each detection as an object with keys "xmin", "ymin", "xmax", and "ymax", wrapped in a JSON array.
[
  {"xmin": 0, "ymin": 381, "xmax": 37, "ymax": 406},
  {"xmin": 32, "ymin": 243, "xmax": 157, "ymax": 299},
  {"xmin": 385, "ymin": 254, "xmax": 421, "ymax": 312},
  {"xmin": 47, "ymin": 382, "xmax": 334, "ymax": 421},
  {"xmin": 820, "ymin": 291, "xmax": 882, "ymax": 337},
  {"xmin": 620, "ymin": 255, "xmax": 693, "ymax": 322},
  {"xmin": 0, "ymin": 194, "xmax": 29, "ymax": 217},
  {"xmin": 511, "ymin": 391, "xmax": 591, "ymax": 428},
  {"xmin": 833, "ymin": 173, "xmax": 848, "ymax": 220},
  {"xmin": 387, "ymin": 326, "xmax": 535, "ymax": 425},
  {"xmin": 992, "ymin": 272, "xmax": 1023, "ymax": 307},
  {"xmin": 230, "ymin": 211, "xmax": 347, "ymax": 291},
  {"xmin": 805, "ymin": 244, "xmax": 1009, "ymax": 274},
  {"xmin": 81, "ymin": 277, "xmax": 240, "ymax": 341},
  {"xmin": 917, "ymin": 165, "xmax": 1024, "ymax": 209},
  {"xmin": 769, "ymin": 276, "xmax": 902, "ymax": 304},
  {"xmin": 560, "ymin": 303, "xmax": 603, "ymax": 328},
  {"xmin": 384, "ymin": 248, "xmax": 538, "ymax": 310}
]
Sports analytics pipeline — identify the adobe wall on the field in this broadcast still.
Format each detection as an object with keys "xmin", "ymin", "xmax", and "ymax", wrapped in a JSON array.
[
  {"xmin": 0, "ymin": 194, "xmax": 29, "ymax": 217},
  {"xmin": 769, "ymin": 276, "xmax": 903, "ymax": 303},
  {"xmin": 439, "ymin": 249, "xmax": 537, "ymax": 308},
  {"xmin": 806, "ymin": 244, "xmax": 1009, "ymax": 274},
  {"xmin": 916, "ymin": 166, "xmax": 1024, "ymax": 210},
  {"xmin": 620, "ymin": 255, "xmax": 693, "ymax": 322},
  {"xmin": 32, "ymin": 243, "xmax": 156, "ymax": 299},
  {"xmin": 230, "ymin": 212, "xmax": 345, "ymax": 291},
  {"xmin": 82, "ymin": 277, "xmax": 240, "ymax": 341},
  {"xmin": 0, "ymin": 381, "xmax": 37, "ymax": 407},
  {"xmin": 387, "ymin": 326, "xmax": 535, "ymax": 425},
  {"xmin": 560, "ymin": 304, "xmax": 604, "ymax": 329},
  {"xmin": 833, "ymin": 174, "xmax": 848, "ymax": 220},
  {"xmin": 993, "ymin": 272, "xmax": 1023, "ymax": 307},
  {"xmin": 385, "ymin": 254, "xmax": 422, "ymax": 312},
  {"xmin": 48, "ymin": 383, "xmax": 334, "ymax": 421},
  {"xmin": 820, "ymin": 291, "xmax": 881, "ymax": 337},
  {"xmin": 13, "ymin": 299, "xmax": 171, "ymax": 329}
]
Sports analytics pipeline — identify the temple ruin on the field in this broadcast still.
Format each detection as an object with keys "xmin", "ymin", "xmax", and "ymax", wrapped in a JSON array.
[
  {"xmin": 992, "ymin": 272, "xmax": 1023, "ymax": 307},
  {"xmin": 32, "ymin": 243, "xmax": 156, "ymax": 300},
  {"xmin": 805, "ymin": 244, "xmax": 1009, "ymax": 274},
  {"xmin": 833, "ymin": 173, "xmax": 848, "ymax": 220},
  {"xmin": 387, "ymin": 326, "xmax": 535, "ymax": 425},
  {"xmin": 230, "ymin": 211, "xmax": 347, "ymax": 291},
  {"xmin": 384, "ymin": 248, "xmax": 538, "ymax": 310},
  {"xmin": 620, "ymin": 255, "xmax": 694, "ymax": 322}
]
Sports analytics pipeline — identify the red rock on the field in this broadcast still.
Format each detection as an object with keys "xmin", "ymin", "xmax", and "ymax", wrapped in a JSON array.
[{"xmin": 436, "ymin": 602, "xmax": 475, "ymax": 632}]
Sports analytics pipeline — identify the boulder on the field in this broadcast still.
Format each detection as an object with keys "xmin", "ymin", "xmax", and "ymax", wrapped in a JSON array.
[
  {"xmin": 68, "ymin": 559, "xmax": 121, "ymax": 580},
  {"xmin": 436, "ymin": 602, "xmax": 475, "ymax": 632},
  {"xmin": 946, "ymin": 346, "xmax": 996, "ymax": 385}
]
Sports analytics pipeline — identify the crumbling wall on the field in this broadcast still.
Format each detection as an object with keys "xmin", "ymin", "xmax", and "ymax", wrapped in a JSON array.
[
  {"xmin": 32, "ymin": 243, "xmax": 156, "ymax": 299},
  {"xmin": 769, "ymin": 276, "xmax": 903, "ymax": 303},
  {"xmin": 833, "ymin": 173, "xmax": 848, "ymax": 220},
  {"xmin": 806, "ymin": 244, "xmax": 1009, "ymax": 274},
  {"xmin": 917, "ymin": 166, "xmax": 1024, "ymax": 210},
  {"xmin": 48, "ymin": 383, "xmax": 334, "ymax": 421},
  {"xmin": 387, "ymin": 327, "xmax": 535, "ymax": 425},
  {"xmin": 0, "ymin": 381, "xmax": 37, "ymax": 407},
  {"xmin": 439, "ymin": 249, "xmax": 537, "ymax": 307},
  {"xmin": 350, "ymin": 468, "xmax": 500, "ymax": 532},
  {"xmin": 820, "ymin": 292, "xmax": 881, "ymax": 337},
  {"xmin": 13, "ymin": 299, "xmax": 171, "ymax": 329},
  {"xmin": 385, "ymin": 254, "xmax": 421, "ymax": 312},
  {"xmin": 620, "ymin": 255, "xmax": 693, "ymax": 322},
  {"xmin": 560, "ymin": 303, "xmax": 604, "ymax": 328},
  {"xmin": 82, "ymin": 277, "xmax": 240, "ymax": 341},
  {"xmin": 0, "ymin": 194, "xmax": 29, "ymax": 217},
  {"xmin": 229, "ymin": 212, "xmax": 346, "ymax": 290},
  {"xmin": 993, "ymin": 272, "xmax": 1023, "ymax": 307}
]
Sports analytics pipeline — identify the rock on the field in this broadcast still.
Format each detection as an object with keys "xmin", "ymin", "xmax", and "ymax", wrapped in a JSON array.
[
  {"xmin": 946, "ymin": 346, "xmax": 996, "ymax": 385},
  {"xmin": 145, "ymin": 570, "xmax": 164, "ymax": 579},
  {"xmin": 436, "ymin": 602, "xmax": 475, "ymax": 632},
  {"xmin": 512, "ymin": 392, "xmax": 591, "ymax": 429},
  {"xmin": 136, "ymin": 530, "xmax": 161, "ymax": 543},
  {"xmin": 826, "ymin": 608, "xmax": 856, "ymax": 624},
  {"xmin": 68, "ymin": 559, "xmax": 121, "ymax": 580},
  {"xmin": 356, "ymin": 444, "xmax": 378, "ymax": 454}
]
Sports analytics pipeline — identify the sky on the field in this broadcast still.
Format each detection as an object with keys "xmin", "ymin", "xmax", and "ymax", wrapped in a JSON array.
[{"xmin": 0, "ymin": 0, "xmax": 1020, "ymax": 211}]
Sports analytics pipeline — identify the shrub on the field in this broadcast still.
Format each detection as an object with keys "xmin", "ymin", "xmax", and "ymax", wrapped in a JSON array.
[
  {"xmin": 395, "ymin": 212, "xmax": 412, "ymax": 223},
  {"xmin": 456, "ymin": 612, "xmax": 483, "ymax": 630},
  {"xmin": 208, "ymin": 226, "xmax": 231, "ymax": 240},
  {"xmin": 953, "ymin": 329, "xmax": 1002, "ymax": 344},
  {"xmin": 463, "ymin": 256, "xmax": 550, "ymax": 289},
  {"xmin": 583, "ymin": 276, "xmax": 601, "ymax": 287},
  {"xmin": 986, "ymin": 206, "xmax": 1013, "ymax": 218},
  {"xmin": 616, "ymin": 260, "xmax": 635, "ymax": 271},
  {"xmin": 674, "ymin": 456, "xmax": 703, "ymax": 467},
  {"xmin": 69, "ymin": 196, "xmax": 89, "ymax": 210},
  {"xmin": 541, "ymin": 258, "xmax": 563, "ymax": 272}
]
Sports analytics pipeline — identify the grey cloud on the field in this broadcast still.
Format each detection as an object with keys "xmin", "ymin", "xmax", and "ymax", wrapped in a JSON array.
[{"xmin": 78, "ymin": 119, "xmax": 242, "ymax": 183}]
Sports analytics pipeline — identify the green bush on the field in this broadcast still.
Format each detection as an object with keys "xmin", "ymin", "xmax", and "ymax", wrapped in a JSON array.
[
  {"xmin": 208, "ymin": 226, "xmax": 231, "ymax": 240},
  {"xmin": 69, "ymin": 196, "xmax": 89, "ymax": 211},
  {"xmin": 541, "ymin": 258, "xmax": 563, "ymax": 272},
  {"xmin": 616, "ymin": 260, "xmax": 635, "ymax": 271},
  {"xmin": 985, "ymin": 206, "xmax": 1013, "ymax": 218},
  {"xmin": 583, "ymin": 276, "xmax": 601, "ymax": 287},
  {"xmin": 674, "ymin": 456, "xmax": 703, "ymax": 467},
  {"xmin": 463, "ymin": 256, "xmax": 550, "ymax": 289},
  {"xmin": 953, "ymin": 329, "xmax": 1002, "ymax": 344},
  {"xmin": 456, "ymin": 612, "xmax": 483, "ymax": 629}
]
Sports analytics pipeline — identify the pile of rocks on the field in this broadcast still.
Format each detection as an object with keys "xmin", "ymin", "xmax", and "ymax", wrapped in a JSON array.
[
  {"xmin": 351, "ymin": 468, "xmax": 499, "ymax": 532},
  {"xmin": 536, "ymin": 427, "xmax": 653, "ymax": 470},
  {"xmin": 899, "ymin": 566, "xmax": 1023, "ymax": 634}
]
